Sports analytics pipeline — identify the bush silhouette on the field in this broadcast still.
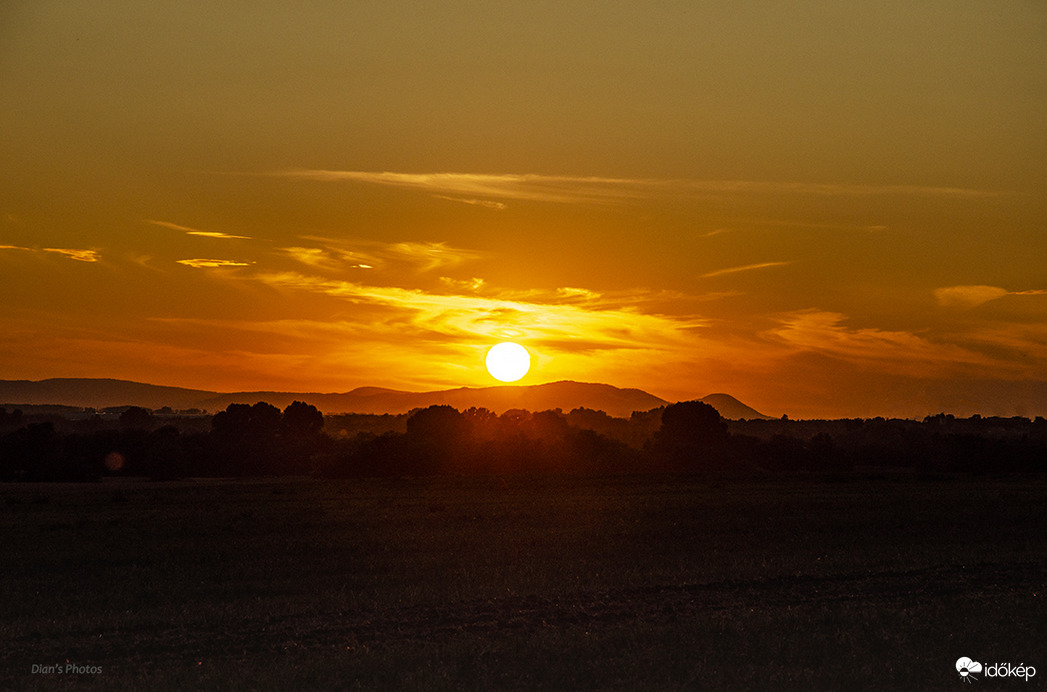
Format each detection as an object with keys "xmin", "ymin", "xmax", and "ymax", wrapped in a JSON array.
[
  {"xmin": 282, "ymin": 401, "xmax": 324, "ymax": 440},
  {"xmin": 649, "ymin": 400, "xmax": 730, "ymax": 471}
]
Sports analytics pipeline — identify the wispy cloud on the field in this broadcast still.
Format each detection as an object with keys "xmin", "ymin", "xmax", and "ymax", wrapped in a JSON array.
[
  {"xmin": 287, "ymin": 237, "xmax": 483, "ymax": 274},
  {"xmin": 935, "ymin": 285, "xmax": 1047, "ymax": 309},
  {"xmin": 432, "ymin": 195, "xmax": 507, "ymax": 210},
  {"xmin": 177, "ymin": 258, "xmax": 252, "ymax": 269},
  {"xmin": 279, "ymin": 245, "xmax": 376, "ymax": 272},
  {"xmin": 280, "ymin": 247, "xmax": 340, "ymax": 270},
  {"xmin": 384, "ymin": 240, "xmax": 485, "ymax": 273},
  {"xmin": 555, "ymin": 287, "xmax": 601, "ymax": 302},
  {"xmin": 439, "ymin": 276, "xmax": 486, "ymax": 292},
  {"xmin": 148, "ymin": 219, "xmax": 251, "ymax": 240},
  {"xmin": 43, "ymin": 248, "xmax": 100, "ymax": 262},
  {"xmin": 252, "ymin": 270, "xmax": 707, "ymax": 355},
  {"xmin": 765, "ymin": 309, "xmax": 996, "ymax": 377},
  {"xmin": 275, "ymin": 169, "xmax": 1007, "ymax": 206},
  {"xmin": 1, "ymin": 245, "xmax": 100, "ymax": 262},
  {"xmin": 701, "ymin": 261, "xmax": 793, "ymax": 279},
  {"xmin": 278, "ymin": 170, "xmax": 645, "ymax": 204}
]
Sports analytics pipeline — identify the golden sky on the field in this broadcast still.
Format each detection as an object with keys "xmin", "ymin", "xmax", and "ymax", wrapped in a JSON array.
[{"xmin": 2, "ymin": 2, "xmax": 1046, "ymax": 418}]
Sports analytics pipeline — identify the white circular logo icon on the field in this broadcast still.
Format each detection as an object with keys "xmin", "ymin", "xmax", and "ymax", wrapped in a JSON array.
[{"xmin": 956, "ymin": 657, "xmax": 983, "ymax": 683}]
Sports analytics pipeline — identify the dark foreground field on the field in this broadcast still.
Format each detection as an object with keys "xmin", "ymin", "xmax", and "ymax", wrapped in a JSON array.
[{"xmin": 2, "ymin": 474, "xmax": 1044, "ymax": 690}]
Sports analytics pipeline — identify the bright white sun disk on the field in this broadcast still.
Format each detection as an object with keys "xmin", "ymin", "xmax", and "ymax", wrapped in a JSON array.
[{"xmin": 485, "ymin": 342, "xmax": 530, "ymax": 382}]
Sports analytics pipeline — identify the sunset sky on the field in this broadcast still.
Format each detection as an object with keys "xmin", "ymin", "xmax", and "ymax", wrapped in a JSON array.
[{"xmin": 2, "ymin": 2, "xmax": 1045, "ymax": 418}]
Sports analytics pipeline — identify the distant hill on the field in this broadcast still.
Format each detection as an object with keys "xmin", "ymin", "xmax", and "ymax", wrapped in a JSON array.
[
  {"xmin": 191, "ymin": 381, "xmax": 669, "ymax": 419},
  {"xmin": 699, "ymin": 393, "xmax": 772, "ymax": 420},
  {"xmin": 0, "ymin": 378, "xmax": 215, "ymax": 410},
  {"xmin": 0, "ymin": 378, "xmax": 768, "ymax": 419},
  {"xmin": 0, "ymin": 378, "xmax": 667, "ymax": 418}
]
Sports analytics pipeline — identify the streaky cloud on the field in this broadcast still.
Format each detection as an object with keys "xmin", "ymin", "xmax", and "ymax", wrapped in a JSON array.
[
  {"xmin": 293, "ymin": 236, "xmax": 484, "ymax": 273},
  {"xmin": 439, "ymin": 276, "xmax": 486, "ymax": 292},
  {"xmin": 275, "ymin": 169, "xmax": 1008, "ymax": 205},
  {"xmin": 148, "ymin": 219, "xmax": 251, "ymax": 240},
  {"xmin": 279, "ymin": 246, "xmax": 339, "ymax": 270},
  {"xmin": 43, "ymin": 248, "xmax": 100, "ymax": 262},
  {"xmin": 701, "ymin": 261, "xmax": 793, "ymax": 279},
  {"xmin": 188, "ymin": 231, "xmax": 252, "ymax": 240},
  {"xmin": 935, "ymin": 285, "xmax": 1047, "ymax": 309},
  {"xmin": 279, "ymin": 170, "xmax": 648, "ymax": 204},
  {"xmin": 252, "ymin": 270, "xmax": 708, "ymax": 355},
  {"xmin": 432, "ymin": 195, "xmax": 508, "ymax": 210},
  {"xmin": 177, "ymin": 258, "xmax": 252, "ymax": 269},
  {"xmin": 2, "ymin": 245, "xmax": 100, "ymax": 262},
  {"xmin": 556, "ymin": 286, "xmax": 601, "ymax": 302},
  {"xmin": 765, "ymin": 309, "xmax": 997, "ymax": 377},
  {"xmin": 385, "ymin": 240, "xmax": 484, "ymax": 273}
]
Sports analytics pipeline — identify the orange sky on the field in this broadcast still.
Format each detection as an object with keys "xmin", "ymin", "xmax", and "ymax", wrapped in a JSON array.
[{"xmin": 2, "ymin": 2, "xmax": 1046, "ymax": 418}]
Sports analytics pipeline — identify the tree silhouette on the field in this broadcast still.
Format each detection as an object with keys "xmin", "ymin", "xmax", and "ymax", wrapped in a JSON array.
[
  {"xmin": 661, "ymin": 401, "xmax": 727, "ymax": 441},
  {"xmin": 279, "ymin": 401, "xmax": 326, "ymax": 474},
  {"xmin": 211, "ymin": 402, "xmax": 282, "ymax": 475},
  {"xmin": 1, "ymin": 422, "xmax": 58, "ymax": 480},
  {"xmin": 405, "ymin": 405, "xmax": 469, "ymax": 473},
  {"xmin": 649, "ymin": 400, "xmax": 730, "ymax": 471},
  {"xmin": 282, "ymin": 401, "xmax": 324, "ymax": 439},
  {"xmin": 3, "ymin": 398, "xmax": 1045, "ymax": 481},
  {"xmin": 212, "ymin": 403, "xmax": 281, "ymax": 443},
  {"xmin": 119, "ymin": 406, "xmax": 154, "ymax": 430},
  {"xmin": 0, "ymin": 407, "xmax": 25, "ymax": 433}
]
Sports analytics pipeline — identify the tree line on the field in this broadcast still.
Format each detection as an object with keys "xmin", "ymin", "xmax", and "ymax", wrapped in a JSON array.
[{"xmin": 1, "ymin": 400, "xmax": 1045, "ymax": 482}]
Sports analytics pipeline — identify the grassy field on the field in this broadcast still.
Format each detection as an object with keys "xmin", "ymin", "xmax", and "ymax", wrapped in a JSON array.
[{"xmin": 1, "ymin": 473, "xmax": 1044, "ymax": 690}]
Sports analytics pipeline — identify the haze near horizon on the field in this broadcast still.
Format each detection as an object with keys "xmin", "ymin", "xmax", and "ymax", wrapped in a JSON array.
[{"xmin": 2, "ymin": 2, "xmax": 1045, "ymax": 419}]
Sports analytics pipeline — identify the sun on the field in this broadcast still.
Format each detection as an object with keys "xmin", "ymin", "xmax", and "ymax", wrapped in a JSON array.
[{"xmin": 485, "ymin": 342, "xmax": 531, "ymax": 383}]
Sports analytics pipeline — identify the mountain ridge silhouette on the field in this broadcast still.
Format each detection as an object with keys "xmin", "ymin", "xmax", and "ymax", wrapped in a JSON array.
[{"xmin": 0, "ymin": 377, "xmax": 770, "ymax": 419}]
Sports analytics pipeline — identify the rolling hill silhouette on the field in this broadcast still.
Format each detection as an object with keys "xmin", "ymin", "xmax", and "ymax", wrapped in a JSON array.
[
  {"xmin": 0, "ymin": 378, "xmax": 769, "ymax": 419},
  {"xmin": 0, "ymin": 378, "xmax": 215, "ymax": 410},
  {"xmin": 698, "ymin": 393, "xmax": 773, "ymax": 420},
  {"xmin": 195, "ymin": 381, "xmax": 667, "ymax": 418}
]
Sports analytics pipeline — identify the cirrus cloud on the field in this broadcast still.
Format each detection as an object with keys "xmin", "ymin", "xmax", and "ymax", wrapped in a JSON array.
[
  {"xmin": 701, "ymin": 261, "xmax": 793, "ymax": 279},
  {"xmin": 177, "ymin": 258, "xmax": 252, "ymax": 269},
  {"xmin": 765, "ymin": 309, "xmax": 1001, "ymax": 378},
  {"xmin": 148, "ymin": 220, "xmax": 251, "ymax": 240},
  {"xmin": 287, "ymin": 237, "xmax": 483, "ymax": 274},
  {"xmin": 43, "ymin": 248, "xmax": 101, "ymax": 262},
  {"xmin": 935, "ymin": 285, "xmax": 1047, "ymax": 309},
  {"xmin": 252, "ymin": 270, "xmax": 708, "ymax": 355},
  {"xmin": 274, "ymin": 169, "xmax": 1008, "ymax": 207},
  {"xmin": 1, "ymin": 245, "xmax": 100, "ymax": 262}
]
